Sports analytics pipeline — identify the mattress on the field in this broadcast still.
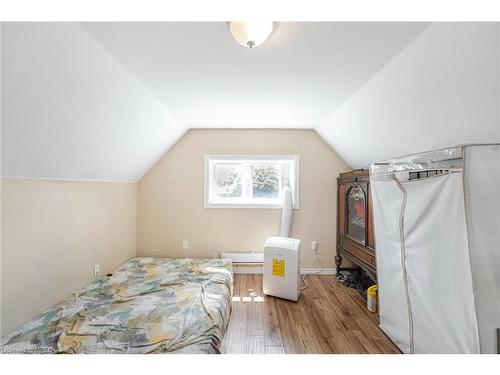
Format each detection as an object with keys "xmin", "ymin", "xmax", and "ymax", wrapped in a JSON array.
[{"xmin": 1, "ymin": 257, "xmax": 233, "ymax": 354}]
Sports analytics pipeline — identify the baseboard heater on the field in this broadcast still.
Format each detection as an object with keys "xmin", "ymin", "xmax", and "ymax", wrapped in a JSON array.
[{"xmin": 220, "ymin": 252, "xmax": 264, "ymax": 274}]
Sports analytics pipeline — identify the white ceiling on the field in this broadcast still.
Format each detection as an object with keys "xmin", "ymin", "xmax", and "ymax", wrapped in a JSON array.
[
  {"xmin": 81, "ymin": 22, "xmax": 429, "ymax": 128},
  {"xmin": 1, "ymin": 23, "xmax": 186, "ymax": 182},
  {"xmin": 317, "ymin": 22, "xmax": 500, "ymax": 168},
  {"xmin": 3, "ymin": 22, "xmax": 497, "ymax": 182}
]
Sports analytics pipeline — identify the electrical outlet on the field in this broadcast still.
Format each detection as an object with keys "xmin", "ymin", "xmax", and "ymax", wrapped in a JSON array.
[
  {"xmin": 311, "ymin": 240, "xmax": 318, "ymax": 252},
  {"xmin": 94, "ymin": 264, "xmax": 101, "ymax": 278},
  {"xmin": 182, "ymin": 240, "xmax": 189, "ymax": 249}
]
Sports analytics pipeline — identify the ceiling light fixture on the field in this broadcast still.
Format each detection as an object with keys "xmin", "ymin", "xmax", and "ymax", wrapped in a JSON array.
[{"xmin": 229, "ymin": 22, "xmax": 275, "ymax": 48}]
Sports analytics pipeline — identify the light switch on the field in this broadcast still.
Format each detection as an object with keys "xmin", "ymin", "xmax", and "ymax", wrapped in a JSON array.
[{"xmin": 94, "ymin": 264, "xmax": 101, "ymax": 278}]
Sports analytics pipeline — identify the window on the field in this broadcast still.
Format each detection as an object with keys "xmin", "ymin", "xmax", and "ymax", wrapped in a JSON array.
[{"xmin": 204, "ymin": 155, "xmax": 299, "ymax": 208}]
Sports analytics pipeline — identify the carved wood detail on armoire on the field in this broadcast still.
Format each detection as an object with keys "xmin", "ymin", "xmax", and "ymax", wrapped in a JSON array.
[{"xmin": 335, "ymin": 169, "xmax": 376, "ymax": 281}]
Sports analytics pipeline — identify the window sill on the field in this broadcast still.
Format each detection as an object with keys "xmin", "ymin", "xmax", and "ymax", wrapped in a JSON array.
[{"xmin": 204, "ymin": 203, "xmax": 300, "ymax": 209}]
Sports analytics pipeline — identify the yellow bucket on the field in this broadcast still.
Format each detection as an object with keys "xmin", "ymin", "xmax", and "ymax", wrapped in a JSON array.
[
  {"xmin": 367, "ymin": 284, "xmax": 378, "ymax": 297},
  {"xmin": 367, "ymin": 285, "xmax": 378, "ymax": 312}
]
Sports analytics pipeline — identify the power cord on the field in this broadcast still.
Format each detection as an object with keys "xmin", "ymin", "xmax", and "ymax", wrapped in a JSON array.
[{"xmin": 300, "ymin": 250, "xmax": 324, "ymax": 290}]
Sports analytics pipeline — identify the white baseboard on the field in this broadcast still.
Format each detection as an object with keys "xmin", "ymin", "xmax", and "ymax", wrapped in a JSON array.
[{"xmin": 231, "ymin": 264, "xmax": 336, "ymax": 275}]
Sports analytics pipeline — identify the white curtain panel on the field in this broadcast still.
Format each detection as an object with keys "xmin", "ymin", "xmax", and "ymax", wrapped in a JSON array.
[
  {"xmin": 401, "ymin": 172, "xmax": 479, "ymax": 353},
  {"xmin": 371, "ymin": 179, "xmax": 412, "ymax": 353},
  {"xmin": 370, "ymin": 144, "xmax": 499, "ymax": 354},
  {"xmin": 463, "ymin": 145, "xmax": 500, "ymax": 354}
]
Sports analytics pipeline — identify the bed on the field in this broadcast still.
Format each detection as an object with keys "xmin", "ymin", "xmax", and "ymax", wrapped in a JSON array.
[{"xmin": 1, "ymin": 257, "xmax": 233, "ymax": 354}]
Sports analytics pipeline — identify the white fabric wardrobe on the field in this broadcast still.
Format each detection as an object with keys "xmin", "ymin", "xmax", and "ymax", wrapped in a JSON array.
[{"xmin": 370, "ymin": 144, "xmax": 499, "ymax": 354}]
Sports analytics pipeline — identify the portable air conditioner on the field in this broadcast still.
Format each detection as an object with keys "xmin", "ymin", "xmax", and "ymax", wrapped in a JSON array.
[{"xmin": 263, "ymin": 236, "xmax": 301, "ymax": 301}]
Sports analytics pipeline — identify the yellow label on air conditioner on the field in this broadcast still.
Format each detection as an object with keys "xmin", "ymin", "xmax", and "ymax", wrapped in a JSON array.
[{"xmin": 272, "ymin": 259, "xmax": 285, "ymax": 277}]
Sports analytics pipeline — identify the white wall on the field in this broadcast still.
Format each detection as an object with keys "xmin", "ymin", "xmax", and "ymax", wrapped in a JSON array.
[
  {"xmin": 1, "ymin": 179, "xmax": 137, "ymax": 336},
  {"xmin": 317, "ymin": 23, "xmax": 500, "ymax": 168},
  {"xmin": 1, "ymin": 23, "xmax": 186, "ymax": 182},
  {"xmin": 137, "ymin": 129, "xmax": 350, "ymax": 270}
]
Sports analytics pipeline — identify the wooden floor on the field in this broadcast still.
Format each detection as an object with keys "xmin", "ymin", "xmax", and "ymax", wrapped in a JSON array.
[{"xmin": 220, "ymin": 274, "xmax": 400, "ymax": 354}]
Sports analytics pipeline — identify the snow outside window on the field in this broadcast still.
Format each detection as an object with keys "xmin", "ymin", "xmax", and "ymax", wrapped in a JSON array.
[{"xmin": 204, "ymin": 155, "xmax": 299, "ymax": 208}]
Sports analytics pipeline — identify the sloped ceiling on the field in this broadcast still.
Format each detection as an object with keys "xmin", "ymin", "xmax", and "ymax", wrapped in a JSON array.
[
  {"xmin": 2, "ymin": 22, "xmax": 498, "ymax": 181},
  {"xmin": 81, "ymin": 22, "xmax": 428, "ymax": 129},
  {"xmin": 317, "ymin": 22, "xmax": 500, "ymax": 168},
  {"xmin": 1, "ymin": 23, "xmax": 187, "ymax": 182}
]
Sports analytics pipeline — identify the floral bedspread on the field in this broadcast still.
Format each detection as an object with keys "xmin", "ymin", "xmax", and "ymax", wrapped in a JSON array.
[{"xmin": 1, "ymin": 258, "xmax": 233, "ymax": 354}]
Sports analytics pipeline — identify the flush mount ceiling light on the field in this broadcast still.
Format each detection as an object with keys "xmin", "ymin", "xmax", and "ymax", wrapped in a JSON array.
[{"xmin": 229, "ymin": 22, "xmax": 275, "ymax": 48}]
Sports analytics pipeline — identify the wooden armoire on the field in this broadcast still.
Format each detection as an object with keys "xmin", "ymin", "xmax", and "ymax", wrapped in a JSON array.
[{"xmin": 335, "ymin": 169, "xmax": 376, "ymax": 281}]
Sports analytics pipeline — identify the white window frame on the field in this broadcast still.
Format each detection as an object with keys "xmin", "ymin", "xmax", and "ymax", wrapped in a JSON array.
[{"xmin": 204, "ymin": 154, "xmax": 300, "ymax": 209}]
